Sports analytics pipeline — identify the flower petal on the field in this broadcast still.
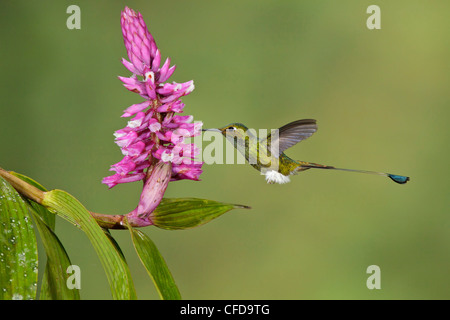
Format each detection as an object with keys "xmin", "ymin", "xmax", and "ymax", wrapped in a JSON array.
[{"xmin": 122, "ymin": 100, "xmax": 151, "ymax": 117}]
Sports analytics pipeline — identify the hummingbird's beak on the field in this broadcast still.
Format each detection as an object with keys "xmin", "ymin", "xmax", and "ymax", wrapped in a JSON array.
[{"xmin": 201, "ymin": 128, "xmax": 221, "ymax": 132}]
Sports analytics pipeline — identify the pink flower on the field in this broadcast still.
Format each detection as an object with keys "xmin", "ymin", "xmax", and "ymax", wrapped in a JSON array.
[
  {"xmin": 103, "ymin": 6, "xmax": 203, "ymax": 190},
  {"xmin": 126, "ymin": 161, "xmax": 172, "ymax": 227}
]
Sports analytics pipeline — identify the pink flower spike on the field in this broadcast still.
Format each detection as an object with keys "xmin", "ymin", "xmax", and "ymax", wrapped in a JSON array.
[{"xmin": 104, "ymin": 7, "xmax": 203, "ymax": 189}]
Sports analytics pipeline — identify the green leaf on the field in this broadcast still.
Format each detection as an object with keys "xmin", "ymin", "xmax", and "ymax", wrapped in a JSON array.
[
  {"xmin": 0, "ymin": 177, "xmax": 38, "ymax": 300},
  {"xmin": 10, "ymin": 171, "xmax": 62, "ymax": 298},
  {"xmin": 127, "ymin": 221, "xmax": 181, "ymax": 300},
  {"xmin": 28, "ymin": 209, "xmax": 80, "ymax": 300},
  {"xmin": 42, "ymin": 189, "xmax": 137, "ymax": 300},
  {"xmin": 9, "ymin": 172, "xmax": 54, "ymax": 229},
  {"xmin": 103, "ymin": 228, "xmax": 126, "ymax": 261},
  {"xmin": 151, "ymin": 198, "xmax": 251, "ymax": 230}
]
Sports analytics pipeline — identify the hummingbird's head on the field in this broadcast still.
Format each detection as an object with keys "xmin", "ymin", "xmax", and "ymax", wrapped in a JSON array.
[
  {"xmin": 202, "ymin": 123, "xmax": 251, "ymax": 147},
  {"xmin": 218, "ymin": 123, "xmax": 248, "ymax": 137},
  {"xmin": 202, "ymin": 123, "xmax": 248, "ymax": 136}
]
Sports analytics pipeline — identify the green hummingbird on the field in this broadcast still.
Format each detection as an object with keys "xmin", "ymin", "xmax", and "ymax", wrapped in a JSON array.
[{"xmin": 203, "ymin": 119, "xmax": 410, "ymax": 184}]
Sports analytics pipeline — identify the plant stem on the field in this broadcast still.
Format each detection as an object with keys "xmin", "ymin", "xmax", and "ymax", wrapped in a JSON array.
[
  {"xmin": 89, "ymin": 212, "xmax": 127, "ymax": 229},
  {"xmin": 0, "ymin": 167, "xmax": 44, "ymax": 204},
  {"xmin": 0, "ymin": 167, "xmax": 133, "ymax": 230}
]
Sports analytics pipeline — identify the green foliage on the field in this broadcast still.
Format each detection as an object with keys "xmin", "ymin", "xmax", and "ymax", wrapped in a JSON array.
[
  {"xmin": 128, "ymin": 222, "xmax": 181, "ymax": 300},
  {"xmin": 152, "ymin": 198, "xmax": 251, "ymax": 230},
  {"xmin": 0, "ymin": 171, "xmax": 248, "ymax": 299},
  {"xmin": 9, "ymin": 172, "xmax": 62, "ymax": 298},
  {"xmin": 0, "ymin": 177, "xmax": 38, "ymax": 300},
  {"xmin": 29, "ymin": 210, "xmax": 80, "ymax": 299},
  {"xmin": 41, "ymin": 189, "xmax": 137, "ymax": 300},
  {"xmin": 10, "ymin": 172, "xmax": 55, "ymax": 229}
]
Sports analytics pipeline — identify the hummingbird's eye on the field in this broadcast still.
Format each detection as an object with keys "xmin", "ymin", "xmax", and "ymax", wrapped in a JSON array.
[{"xmin": 228, "ymin": 126, "xmax": 236, "ymax": 131}]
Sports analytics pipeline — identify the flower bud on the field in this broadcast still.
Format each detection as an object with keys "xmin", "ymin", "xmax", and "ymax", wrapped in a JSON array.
[{"xmin": 126, "ymin": 161, "xmax": 172, "ymax": 227}]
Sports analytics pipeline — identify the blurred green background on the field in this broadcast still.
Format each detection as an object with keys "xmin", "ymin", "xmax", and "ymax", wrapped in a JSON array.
[{"xmin": 1, "ymin": 0, "xmax": 449, "ymax": 299}]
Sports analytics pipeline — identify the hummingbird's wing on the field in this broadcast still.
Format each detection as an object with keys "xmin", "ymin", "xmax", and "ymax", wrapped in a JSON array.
[{"xmin": 265, "ymin": 119, "xmax": 317, "ymax": 157}]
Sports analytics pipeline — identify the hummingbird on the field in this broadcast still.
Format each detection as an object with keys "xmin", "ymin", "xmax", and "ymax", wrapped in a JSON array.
[{"xmin": 202, "ymin": 119, "xmax": 410, "ymax": 184}]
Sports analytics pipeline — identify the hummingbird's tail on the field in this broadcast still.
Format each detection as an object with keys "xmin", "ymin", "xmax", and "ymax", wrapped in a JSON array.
[{"xmin": 298, "ymin": 162, "xmax": 410, "ymax": 184}]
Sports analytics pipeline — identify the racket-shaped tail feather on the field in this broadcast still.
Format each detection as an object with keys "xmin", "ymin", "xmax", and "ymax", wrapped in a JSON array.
[{"xmin": 299, "ymin": 162, "xmax": 410, "ymax": 184}]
